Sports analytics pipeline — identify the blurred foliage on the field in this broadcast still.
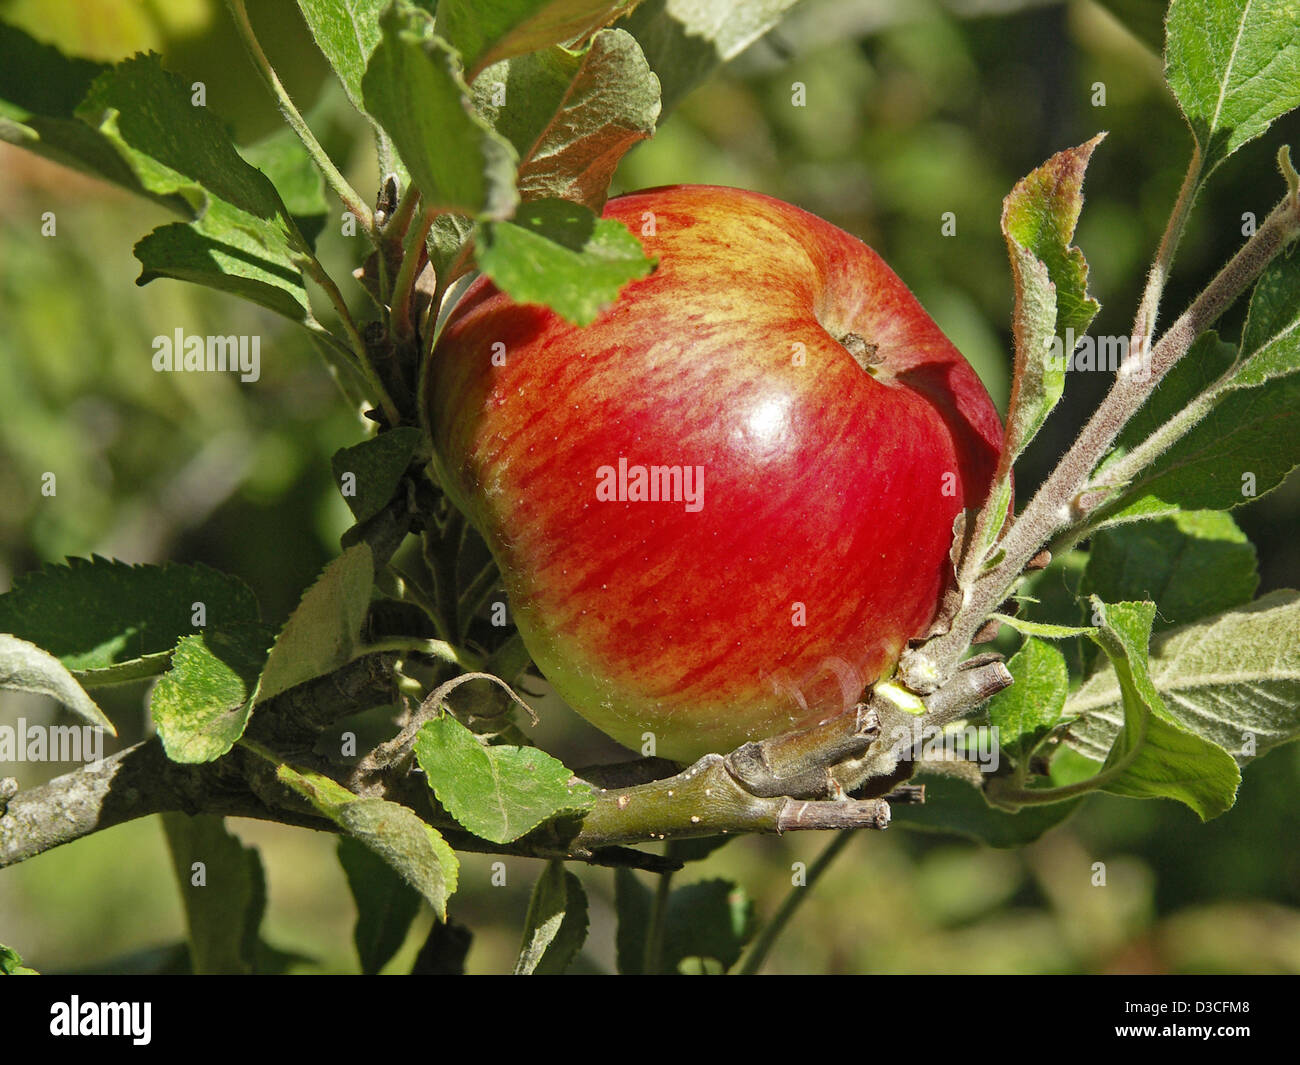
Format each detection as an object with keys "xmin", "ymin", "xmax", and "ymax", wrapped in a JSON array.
[{"xmin": 1, "ymin": 0, "xmax": 1298, "ymax": 974}]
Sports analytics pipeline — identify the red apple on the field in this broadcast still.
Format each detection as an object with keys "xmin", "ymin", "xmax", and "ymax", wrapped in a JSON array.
[{"xmin": 425, "ymin": 185, "xmax": 1003, "ymax": 762}]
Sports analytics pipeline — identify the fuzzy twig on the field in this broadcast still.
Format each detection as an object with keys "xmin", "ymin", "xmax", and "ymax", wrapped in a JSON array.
[{"xmin": 901, "ymin": 187, "xmax": 1300, "ymax": 694}]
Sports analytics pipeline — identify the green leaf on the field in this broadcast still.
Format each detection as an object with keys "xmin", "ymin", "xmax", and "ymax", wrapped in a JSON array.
[
  {"xmin": 472, "ymin": 28, "xmax": 660, "ymax": 210},
  {"xmin": 0, "ymin": 556, "xmax": 259, "ymax": 671},
  {"xmin": 1092, "ymin": 0, "xmax": 1165, "ymax": 53},
  {"xmin": 278, "ymin": 764, "xmax": 459, "ymax": 918},
  {"xmin": 999, "ymin": 135, "xmax": 1104, "ymax": 465},
  {"xmin": 612, "ymin": 870, "xmax": 754, "ymax": 974},
  {"xmin": 338, "ymin": 835, "xmax": 423, "ymax": 975},
  {"xmin": 1106, "ymin": 332, "xmax": 1238, "ymax": 463},
  {"xmin": 1003, "ymin": 134, "xmax": 1103, "ymax": 340},
  {"xmin": 255, "ymin": 544, "xmax": 374, "ymax": 704},
  {"xmin": 1015, "ymin": 549, "xmax": 1090, "ymax": 677},
  {"xmin": 662, "ymin": 879, "xmax": 754, "ymax": 974},
  {"xmin": 613, "ymin": 866, "xmax": 651, "ymax": 974},
  {"xmin": 0, "ymin": 108, "xmax": 183, "ymax": 205},
  {"xmin": 134, "ymin": 200, "xmax": 314, "ymax": 323},
  {"xmin": 411, "ymin": 918, "xmax": 474, "ymax": 973},
  {"xmin": 987, "ymin": 638, "xmax": 1069, "ymax": 765},
  {"xmin": 73, "ymin": 53, "xmax": 315, "ymax": 315},
  {"xmin": 437, "ymin": 0, "xmax": 638, "ymax": 79},
  {"xmin": 1242, "ymin": 243, "xmax": 1300, "ymax": 358},
  {"xmin": 76, "ymin": 53, "xmax": 294, "ymax": 230},
  {"xmin": 0, "ymin": 635, "xmax": 114, "ymax": 733},
  {"xmin": 362, "ymin": 2, "xmax": 519, "ymax": 218},
  {"xmin": 1091, "ymin": 315, "xmax": 1300, "ymax": 527},
  {"xmin": 1081, "ymin": 510, "xmax": 1259, "ymax": 635},
  {"xmin": 1166, "ymin": 0, "xmax": 1300, "ymax": 176},
  {"xmin": 1101, "ymin": 713, "xmax": 1241, "ymax": 817},
  {"xmin": 514, "ymin": 860, "xmax": 590, "ymax": 974},
  {"xmin": 617, "ymin": 0, "xmax": 801, "ymax": 115},
  {"xmin": 892, "ymin": 774, "xmax": 1082, "ymax": 847},
  {"xmin": 1048, "ymin": 744, "xmax": 1106, "ymax": 788},
  {"xmin": 1066, "ymin": 589, "xmax": 1300, "ymax": 768},
  {"xmin": 1084, "ymin": 599, "xmax": 1241, "ymax": 819},
  {"xmin": 160, "ymin": 814, "xmax": 266, "ymax": 975},
  {"xmin": 989, "ymin": 615, "xmax": 1095, "ymax": 639},
  {"xmin": 959, "ymin": 475, "xmax": 1012, "ymax": 581},
  {"xmin": 475, "ymin": 197, "xmax": 654, "ymax": 324},
  {"xmin": 1003, "ymin": 249, "xmax": 1060, "ymax": 451},
  {"xmin": 331, "ymin": 427, "xmax": 423, "ymax": 524},
  {"xmin": 0, "ymin": 21, "xmax": 105, "ymax": 117},
  {"xmin": 151, "ymin": 624, "xmax": 274, "ymax": 763},
  {"xmin": 414, "ymin": 714, "xmax": 593, "ymax": 844},
  {"xmin": 337, "ymin": 800, "xmax": 459, "ymax": 921},
  {"xmin": 0, "ymin": 944, "xmax": 38, "ymax": 975},
  {"xmin": 239, "ymin": 126, "xmax": 330, "ymax": 246},
  {"xmin": 427, "ymin": 211, "xmax": 478, "ymax": 284},
  {"xmin": 133, "ymin": 114, "xmax": 329, "ymax": 316},
  {"xmin": 0, "ymin": 23, "xmax": 190, "ymax": 213},
  {"xmin": 295, "ymin": 0, "xmax": 391, "ymax": 114},
  {"xmin": 72, "ymin": 651, "xmax": 174, "ymax": 689}
]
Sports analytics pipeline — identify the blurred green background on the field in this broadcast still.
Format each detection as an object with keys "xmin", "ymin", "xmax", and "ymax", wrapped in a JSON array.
[{"xmin": 1, "ymin": 0, "xmax": 1298, "ymax": 975}]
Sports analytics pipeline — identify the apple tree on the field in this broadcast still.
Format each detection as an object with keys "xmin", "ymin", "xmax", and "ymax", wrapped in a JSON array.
[{"xmin": 1, "ymin": 0, "xmax": 1298, "ymax": 975}]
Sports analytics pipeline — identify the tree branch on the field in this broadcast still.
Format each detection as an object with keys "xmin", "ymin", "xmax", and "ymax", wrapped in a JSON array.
[
  {"xmin": 0, "ymin": 735, "xmax": 681, "ymax": 874},
  {"xmin": 551, "ymin": 750, "xmax": 895, "ymax": 855},
  {"xmin": 0, "ymin": 648, "xmax": 1008, "ymax": 870},
  {"xmin": 0, "ymin": 739, "xmax": 329, "ymax": 869}
]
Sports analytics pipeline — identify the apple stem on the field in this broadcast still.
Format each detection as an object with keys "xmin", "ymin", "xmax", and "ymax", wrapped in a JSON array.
[
  {"xmin": 824, "ymin": 657, "xmax": 1013, "ymax": 795},
  {"xmin": 920, "ymin": 656, "xmax": 1015, "ymax": 728},
  {"xmin": 838, "ymin": 331, "xmax": 882, "ymax": 371}
]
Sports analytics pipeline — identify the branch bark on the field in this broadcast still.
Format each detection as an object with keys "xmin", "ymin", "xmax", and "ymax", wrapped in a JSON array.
[
  {"xmin": 3, "ymin": 662, "xmax": 1002, "ymax": 869},
  {"xmin": 0, "ymin": 736, "xmax": 681, "ymax": 874},
  {"xmin": 0, "ymin": 739, "xmax": 328, "ymax": 868}
]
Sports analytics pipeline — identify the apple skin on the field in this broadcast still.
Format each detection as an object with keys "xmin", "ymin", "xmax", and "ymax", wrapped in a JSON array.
[{"xmin": 425, "ymin": 185, "xmax": 1003, "ymax": 762}]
